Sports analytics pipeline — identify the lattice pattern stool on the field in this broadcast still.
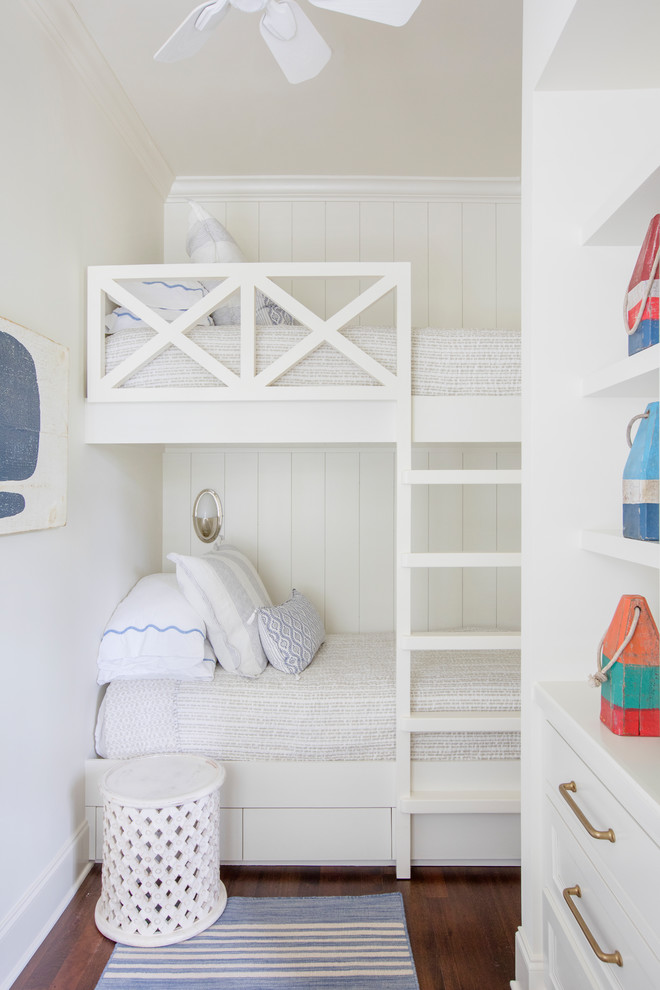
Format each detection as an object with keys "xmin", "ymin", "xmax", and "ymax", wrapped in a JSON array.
[{"xmin": 95, "ymin": 753, "xmax": 226, "ymax": 946}]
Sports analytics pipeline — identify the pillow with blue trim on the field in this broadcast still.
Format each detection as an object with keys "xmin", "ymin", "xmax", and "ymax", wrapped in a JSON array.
[
  {"xmin": 186, "ymin": 202, "xmax": 300, "ymax": 327},
  {"xmin": 97, "ymin": 573, "xmax": 214, "ymax": 684},
  {"xmin": 256, "ymin": 590, "xmax": 325, "ymax": 675},
  {"xmin": 104, "ymin": 277, "xmax": 213, "ymax": 334},
  {"xmin": 169, "ymin": 545, "xmax": 272, "ymax": 679}
]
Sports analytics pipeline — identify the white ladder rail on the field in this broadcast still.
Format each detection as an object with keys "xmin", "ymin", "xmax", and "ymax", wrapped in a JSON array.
[{"xmin": 395, "ymin": 445, "xmax": 522, "ymax": 878}]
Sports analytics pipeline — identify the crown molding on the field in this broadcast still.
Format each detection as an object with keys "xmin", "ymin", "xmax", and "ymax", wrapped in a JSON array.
[
  {"xmin": 26, "ymin": 0, "xmax": 174, "ymax": 199},
  {"xmin": 168, "ymin": 175, "xmax": 521, "ymax": 204}
]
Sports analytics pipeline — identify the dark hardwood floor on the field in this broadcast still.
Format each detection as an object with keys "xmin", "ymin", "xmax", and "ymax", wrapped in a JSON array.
[{"xmin": 10, "ymin": 863, "xmax": 520, "ymax": 990}]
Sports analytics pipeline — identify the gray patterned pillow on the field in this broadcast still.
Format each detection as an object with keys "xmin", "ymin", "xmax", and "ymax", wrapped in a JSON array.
[{"xmin": 256, "ymin": 590, "xmax": 325, "ymax": 675}]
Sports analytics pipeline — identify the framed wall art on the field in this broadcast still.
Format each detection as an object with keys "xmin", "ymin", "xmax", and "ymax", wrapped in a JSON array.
[{"xmin": 0, "ymin": 315, "xmax": 68, "ymax": 535}]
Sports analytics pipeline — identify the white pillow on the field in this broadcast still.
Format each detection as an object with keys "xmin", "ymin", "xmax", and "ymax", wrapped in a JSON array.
[
  {"xmin": 256, "ymin": 590, "xmax": 325, "ymax": 675},
  {"xmin": 105, "ymin": 277, "xmax": 212, "ymax": 334},
  {"xmin": 97, "ymin": 573, "xmax": 214, "ymax": 684},
  {"xmin": 168, "ymin": 545, "xmax": 272, "ymax": 678},
  {"xmin": 185, "ymin": 202, "xmax": 299, "ymax": 327},
  {"xmin": 187, "ymin": 201, "xmax": 246, "ymax": 264}
]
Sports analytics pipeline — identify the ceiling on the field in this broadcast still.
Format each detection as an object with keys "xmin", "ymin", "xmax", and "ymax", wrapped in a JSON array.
[{"xmin": 69, "ymin": 0, "xmax": 522, "ymax": 178}]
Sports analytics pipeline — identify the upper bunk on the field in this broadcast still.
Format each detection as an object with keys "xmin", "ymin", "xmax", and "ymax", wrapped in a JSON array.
[{"xmin": 85, "ymin": 261, "xmax": 521, "ymax": 445}]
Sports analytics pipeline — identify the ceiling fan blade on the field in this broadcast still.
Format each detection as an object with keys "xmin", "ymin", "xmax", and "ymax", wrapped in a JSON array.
[
  {"xmin": 308, "ymin": 0, "xmax": 421, "ymax": 27},
  {"xmin": 154, "ymin": 0, "xmax": 230, "ymax": 62},
  {"xmin": 260, "ymin": 1, "xmax": 331, "ymax": 84}
]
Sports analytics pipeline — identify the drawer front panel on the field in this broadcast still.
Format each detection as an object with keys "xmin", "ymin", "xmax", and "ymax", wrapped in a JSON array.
[
  {"xmin": 546, "ymin": 799, "xmax": 660, "ymax": 990},
  {"xmin": 243, "ymin": 807, "xmax": 392, "ymax": 862},
  {"xmin": 543, "ymin": 891, "xmax": 602, "ymax": 990},
  {"xmin": 544, "ymin": 722, "xmax": 660, "ymax": 952}
]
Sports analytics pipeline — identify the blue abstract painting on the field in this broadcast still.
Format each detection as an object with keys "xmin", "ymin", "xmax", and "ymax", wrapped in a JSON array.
[
  {"xmin": 0, "ymin": 317, "xmax": 68, "ymax": 534},
  {"xmin": 0, "ymin": 330, "xmax": 41, "ymax": 519}
]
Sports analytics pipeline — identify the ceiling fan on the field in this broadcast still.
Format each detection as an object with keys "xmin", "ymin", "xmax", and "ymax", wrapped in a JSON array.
[{"xmin": 154, "ymin": 0, "xmax": 422, "ymax": 85}]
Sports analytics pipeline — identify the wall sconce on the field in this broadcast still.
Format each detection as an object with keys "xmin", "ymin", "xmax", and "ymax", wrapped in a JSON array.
[{"xmin": 192, "ymin": 489, "xmax": 223, "ymax": 544}]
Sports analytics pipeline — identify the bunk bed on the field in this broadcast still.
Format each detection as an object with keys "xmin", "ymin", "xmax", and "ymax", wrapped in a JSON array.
[{"xmin": 84, "ymin": 261, "xmax": 522, "ymax": 878}]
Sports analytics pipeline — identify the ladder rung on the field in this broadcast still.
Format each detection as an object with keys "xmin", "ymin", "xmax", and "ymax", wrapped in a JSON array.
[
  {"xmin": 402, "ymin": 552, "xmax": 521, "ymax": 568},
  {"xmin": 401, "ymin": 631, "xmax": 521, "ymax": 651},
  {"xmin": 403, "ymin": 469, "xmax": 521, "ymax": 485},
  {"xmin": 399, "ymin": 789, "xmax": 521, "ymax": 814},
  {"xmin": 399, "ymin": 711, "xmax": 521, "ymax": 733}
]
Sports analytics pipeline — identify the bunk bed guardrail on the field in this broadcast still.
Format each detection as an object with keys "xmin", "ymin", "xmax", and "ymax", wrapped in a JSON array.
[{"xmin": 87, "ymin": 262, "xmax": 412, "ymax": 403}]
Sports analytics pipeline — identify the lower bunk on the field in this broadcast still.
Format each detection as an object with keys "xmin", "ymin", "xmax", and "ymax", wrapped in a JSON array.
[{"xmin": 86, "ymin": 632, "xmax": 521, "ymax": 867}]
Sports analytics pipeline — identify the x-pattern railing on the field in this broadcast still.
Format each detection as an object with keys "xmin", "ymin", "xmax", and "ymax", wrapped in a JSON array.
[{"xmin": 87, "ymin": 263, "xmax": 411, "ymax": 402}]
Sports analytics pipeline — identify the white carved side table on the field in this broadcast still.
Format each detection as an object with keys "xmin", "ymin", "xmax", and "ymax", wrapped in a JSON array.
[{"xmin": 95, "ymin": 753, "xmax": 226, "ymax": 946}]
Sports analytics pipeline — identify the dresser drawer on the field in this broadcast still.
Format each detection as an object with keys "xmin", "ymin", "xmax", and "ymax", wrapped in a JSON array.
[
  {"xmin": 543, "ymin": 890, "xmax": 601, "ymax": 990},
  {"xmin": 543, "ymin": 722, "xmax": 660, "ymax": 955},
  {"xmin": 545, "ymin": 798, "xmax": 660, "ymax": 990}
]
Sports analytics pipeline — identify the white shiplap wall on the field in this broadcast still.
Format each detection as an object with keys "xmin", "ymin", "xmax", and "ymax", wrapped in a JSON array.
[
  {"xmin": 164, "ymin": 177, "xmax": 521, "ymax": 330},
  {"xmin": 161, "ymin": 177, "xmax": 521, "ymax": 634},
  {"xmin": 162, "ymin": 444, "xmax": 520, "ymax": 634}
]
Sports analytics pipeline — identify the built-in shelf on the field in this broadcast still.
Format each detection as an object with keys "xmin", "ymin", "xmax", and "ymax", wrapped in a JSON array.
[
  {"xmin": 580, "ymin": 529, "xmax": 660, "ymax": 569},
  {"xmin": 581, "ymin": 345, "xmax": 659, "ymax": 398},
  {"xmin": 580, "ymin": 156, "xmax": 660, "ymax": 247},
  {"xmin": 537, "ymin": 0, "xmax": 660, "ymax": 95}
]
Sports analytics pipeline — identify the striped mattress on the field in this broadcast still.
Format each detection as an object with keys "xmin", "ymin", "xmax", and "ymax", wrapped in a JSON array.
[
  {"xmin": 95, "ymin": 632, "xmax": 520, "ymax": 763},
  {"xmin": 105, "ymin": 326, "xmax": 521, "ymax": 395}
]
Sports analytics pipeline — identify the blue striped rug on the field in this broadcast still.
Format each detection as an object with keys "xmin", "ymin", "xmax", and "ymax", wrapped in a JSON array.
[{"xmin": 96, "ymin": 894, "xmax": 419, "ymax": 989}]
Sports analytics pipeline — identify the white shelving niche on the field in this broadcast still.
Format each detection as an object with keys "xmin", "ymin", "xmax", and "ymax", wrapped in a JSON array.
[{"xmin": 521, "ymin": 2, "xmax": 660, "ymax": 989}]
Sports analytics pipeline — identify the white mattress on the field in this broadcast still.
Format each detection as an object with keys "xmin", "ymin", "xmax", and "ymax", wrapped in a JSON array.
[
  {"xmin": 104, "ymin": 326, "xmax": 521, "ymax": 396},
  {"xmin": 95, "ymin": 632, "xmax": 520, "ymax": 763}
]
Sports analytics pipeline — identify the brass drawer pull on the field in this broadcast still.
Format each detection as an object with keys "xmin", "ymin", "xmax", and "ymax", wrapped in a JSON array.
[
  {"xmin": 559, "ymin": 781, "xmax": 615, "ymax": 842},
  {"xmin": 563, "ymin": 885, "xmax": 623, "ymax": 967}
]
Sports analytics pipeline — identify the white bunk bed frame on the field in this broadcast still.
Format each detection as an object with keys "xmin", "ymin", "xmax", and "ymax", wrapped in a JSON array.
[{"xmin": 84, "ymin": 261, "xmax": 522, "ymax": 878}]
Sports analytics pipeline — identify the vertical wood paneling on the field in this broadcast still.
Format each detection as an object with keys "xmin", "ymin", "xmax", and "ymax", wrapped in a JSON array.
[
  {"xmin": 325, "ymin": 202, "xmax": 360, "ymax": 319},
  {"xmin": 496, "ymin": 203, "xmax": 522, "ymax": 330},
  {"xmin": 291, "ymin": 452, "xmax": 326, "ymax": 622},
  {"xmin": 411, "ymin": 447, "xmax": 429, "ymax": 631},
  {"xmin": 292, "ymin": 201, "xmax": 326, "ymax": 317},
  {"xmin": 259, "ymin": 202, "xmax": 293, "ymax": 298},
  {"xmin": 190, "ymin": 450, "xmax": 225, "ymax": 555},
  {"xmin": 428, "ymin": 447, "xmax": 463, "ymax": 630},
  {"xmin": 257, "ymin": 452, "xmax": 292, "ymax": 604},
  {"xmin": 258, "ymin": 202, "xmax": 293, "ymax": 260},
  {"xmin": 427, "ymin": 203, "xmax": 463, "ymax": 327},
  {"xmin": 163, "ymin": 443, "xmax": 520, "ymax": 633},
  {"xmin": 395, "ymin": 203, "xmax": 429, "ymax": 328},
  {"xmin": 462, "ymin": 447, "xmax": 497, "ymax": 627},
  {"xmin": 359, "ymin": 202, "xmax": 395, "ymax": 325},
  {"xmin": 164, "ymin": 189, "xmax": 521, "ymax": 333},
  {"xmin": 496, "ymin": 446, "xmax": 522, "ymax": 630},
  {"xmin": 223, "ymin": 451, "xmax": 259, "ymax": 566},
  {"xmin": 325, "ymin": 451, "xmax": 360, "ymax": 632},
  {"xmin": 462, "ymin": 203, "xmax": 498, "ymax": 328},
  {"xmin": 162, "ymin": 450, "xmax": 191, "ymax": 568},
  {"xmin": 359, "ymin": 450, "xmax": 395, "ymax": 631},
  {"xmin": 225, "ymin": 202, "xmax": 260, "ymax": 261}
]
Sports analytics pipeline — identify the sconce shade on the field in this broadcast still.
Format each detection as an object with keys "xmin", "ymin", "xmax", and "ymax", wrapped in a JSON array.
[{"xmin": 193, "ymin": 489, "xmax": 223, "ymax": 543}]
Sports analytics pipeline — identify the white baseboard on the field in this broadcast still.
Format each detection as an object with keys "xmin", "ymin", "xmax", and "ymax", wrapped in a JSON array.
[
  {"xmin": 512, "ymin": 926, "xmax": 547, "ymax": 990},
  {"xmin": 0, "ymin": 821, "xmax": 92, "ymax": 990}
]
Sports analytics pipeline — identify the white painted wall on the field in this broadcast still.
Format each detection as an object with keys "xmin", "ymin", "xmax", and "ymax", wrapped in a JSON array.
[{"xmin": 0, "ymin": 5, "xmax": 165, "ymax": 985}]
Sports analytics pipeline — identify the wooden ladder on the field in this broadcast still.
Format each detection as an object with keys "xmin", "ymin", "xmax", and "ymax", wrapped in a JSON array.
[{"xmin": 395, "ymin": 424, "xmax": 522, "ymax": 878}]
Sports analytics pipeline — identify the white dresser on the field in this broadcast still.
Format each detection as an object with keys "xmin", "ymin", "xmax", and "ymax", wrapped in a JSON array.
[{"xmin": 537, "ymin": 681, "xmax": 660, "ymax": 990}]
